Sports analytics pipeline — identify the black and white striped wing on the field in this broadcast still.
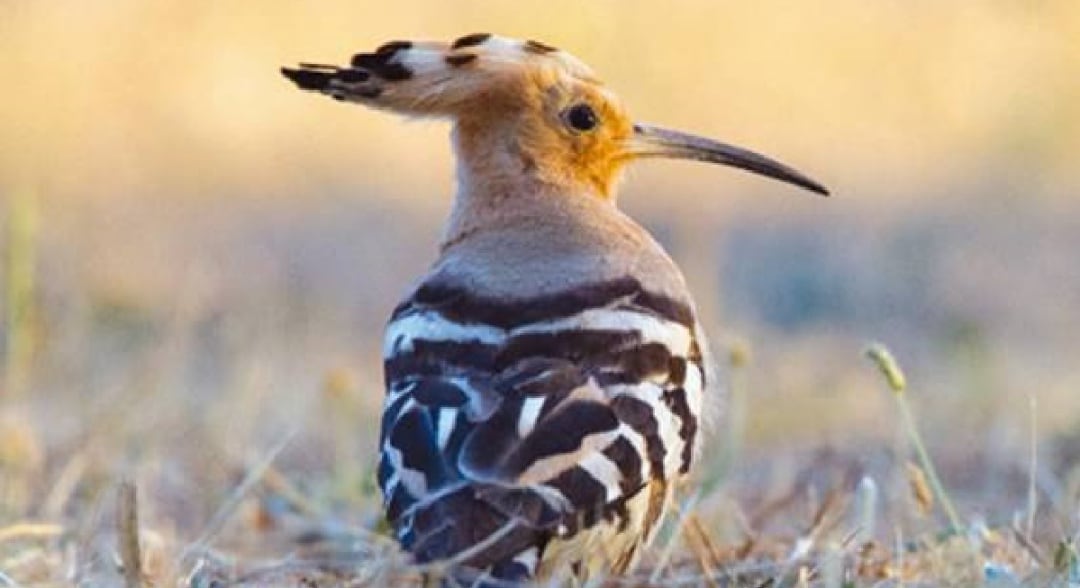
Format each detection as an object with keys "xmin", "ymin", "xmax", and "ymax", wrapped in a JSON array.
[{"xmin": 378, "ymin": 277, "xmax": 705, "ymax": 574}]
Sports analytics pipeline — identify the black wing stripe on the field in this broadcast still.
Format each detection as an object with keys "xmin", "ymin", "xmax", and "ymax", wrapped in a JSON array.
[
  {"xmin": 544, "ymin": 466, "xmax": 608, "ymax": 531},
  {"xmin": 602, "ymin": 435, "xmax": 645, "ymax": 495},
  {"xmin": 411, "ymin": 379, "xmax": 470, "ymax": 407},
  {"xmin": 392, "ymin": 276, "xmax": 694, "ymax": 328},
  {"xmin": 668, "ymin": 357, "xmax": 687, "ymax": 387},
  {"xmin": 617, "ymin": 342, "xmax": 675, "ymax": 382},
  {"xmin": 495, "ymin": 330, "xmax": 641, "ymax": 369},
  {"xmin": 389, "ymin": 409, "xmax": 454, "ymax": 491},
  {"xmin": 385, "ymin": 482, "xmax": 416, "ymax": 522},
  {"xmin": 459, "ymin": 396, "xmax": 523, "ymax": 475},
  {"xmin": 381, "ymin": 393, "xmax": 412, "ymax": 445},
  {"xmin": 501, "ymin": 402, "xmax": 619, "ymax": 475},
  {"xmin": 385, "ymin": 339, "xmax": 497, "ymax": 381},
  {"xmin": 388, "ymin": 333, "xmax": 680, "ymax": 386},
  {"xmin": 495, "ymin": 358, "xmax": 587, "ymax": 394},
  {"xmin": 405, "ymin": 484, "xmax": 553, "ymax": 570},
  {"xmin": 610, "ymin": 395, "xmax": 667, "ymax": 483}
]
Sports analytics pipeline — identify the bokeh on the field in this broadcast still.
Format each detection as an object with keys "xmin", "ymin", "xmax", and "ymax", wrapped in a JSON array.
[{"xmin": 1, "ymin": 1, "xmax": 1079, "ymax": 583}]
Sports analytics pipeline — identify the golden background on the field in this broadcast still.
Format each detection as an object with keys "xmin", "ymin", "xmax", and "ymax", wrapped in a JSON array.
[{"xmin": 1, "ymin": 2, "xmax": 1079, "ymax": 581}]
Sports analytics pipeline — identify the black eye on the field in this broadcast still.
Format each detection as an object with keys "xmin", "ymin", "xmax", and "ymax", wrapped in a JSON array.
[{"xmin": 564, "ymin": 103, "xmax": 599, "ymax": 132}]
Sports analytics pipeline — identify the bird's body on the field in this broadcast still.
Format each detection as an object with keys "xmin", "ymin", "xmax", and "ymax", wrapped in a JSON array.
[
  {"xmin": 382, "ymin": 189, "xmax": 707, "ymax": 581},
  {"xmin": 283, "ymin": 33, "xmax": 826, "ymax": 584}
]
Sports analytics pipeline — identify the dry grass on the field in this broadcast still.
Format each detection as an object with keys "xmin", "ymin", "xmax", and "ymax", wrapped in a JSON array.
[
  {"xmin": 3, "ymin": 200, "xmax": 1080, "ymax": 588},
  {"xmin": 0, "ymin": 442, "xmax": 1073, "ymax": 587},
  {"xmin": 2, "ymin": 304, "xmax": 1078, "ymax": 586},
  {"xmin": 4, "ymin": 170, "xmax": 1080, "ymax": 588},
  {"xmin": 2, "ymin": 5, "xmax": 1080, "ymax": 585}
]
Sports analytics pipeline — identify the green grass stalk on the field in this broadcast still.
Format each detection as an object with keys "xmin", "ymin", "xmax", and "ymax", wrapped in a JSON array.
[
  {"xmin": 4, "ymin": 187, "xmax": 38, "ymax": 398},
  {"xmin": 1026, "ymin": 393, "xmax": 1038, "ymax": 537},
  {"xmin": 865, "ymin": 343, "xmax": 964, "ymax": 533}
]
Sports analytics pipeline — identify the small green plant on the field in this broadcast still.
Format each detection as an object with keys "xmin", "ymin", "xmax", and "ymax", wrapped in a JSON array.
[
  {"xmin": 865, "ymin": 343, "xmax": 963, "ymax": 533},
  {"xmin": 4, "ymin": 187, "xmax": 38, "ymax": 398}
]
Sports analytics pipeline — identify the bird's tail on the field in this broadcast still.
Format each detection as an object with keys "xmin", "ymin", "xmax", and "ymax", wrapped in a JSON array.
[{"xmin": 403, "ymin": 483, "xmax": 558, "ymax": 586}]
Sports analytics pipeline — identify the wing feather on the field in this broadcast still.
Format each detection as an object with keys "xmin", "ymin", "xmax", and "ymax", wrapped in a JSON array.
[{"xmin": 378, "ymin": 277, "xmax": 706, "ymax": 568}]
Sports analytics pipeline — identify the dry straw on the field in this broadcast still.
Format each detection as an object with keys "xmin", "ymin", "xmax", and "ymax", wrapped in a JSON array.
[{"xmin": 117, "ymin": 479, "xmax": 144, "ymax": 588}]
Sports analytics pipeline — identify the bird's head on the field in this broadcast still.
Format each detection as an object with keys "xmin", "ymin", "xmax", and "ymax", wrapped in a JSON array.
[{"xmin": 283, "ymin": 34, "xmax": 828, "ymax": 200}]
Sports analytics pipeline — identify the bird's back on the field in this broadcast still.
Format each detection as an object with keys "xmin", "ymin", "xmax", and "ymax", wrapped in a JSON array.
[{"xmin": 379, "ymin": 192, "xmax": 710, "ymax": 582}]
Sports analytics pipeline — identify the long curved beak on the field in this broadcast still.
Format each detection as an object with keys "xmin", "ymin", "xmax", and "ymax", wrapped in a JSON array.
[{"xmin": 629, "ymin": 123, "xmax": 829, "ymax": 196}]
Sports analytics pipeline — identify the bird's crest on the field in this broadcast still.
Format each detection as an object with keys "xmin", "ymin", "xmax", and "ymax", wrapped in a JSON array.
[
  {"xmin": 283, "ymin": 34, "xmax": 828, "ymax": 200},
  {"xmin": 282, "ymin": 34, "xmax": 600, "ymax": 116},
  {"xmin": 283, "ymin": 34, "xmax": 637, "ymax": 197}
]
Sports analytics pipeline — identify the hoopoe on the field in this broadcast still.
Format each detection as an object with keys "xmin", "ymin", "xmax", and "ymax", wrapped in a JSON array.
[{"xmin": 283, "ymin": 34, "xmax": 827, "ymax": 584}]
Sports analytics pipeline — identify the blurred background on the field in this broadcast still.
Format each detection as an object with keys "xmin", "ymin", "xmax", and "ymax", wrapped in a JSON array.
[{"xmin": 1, "ymin": 0, "xmax": 1079, "ymax": 580}]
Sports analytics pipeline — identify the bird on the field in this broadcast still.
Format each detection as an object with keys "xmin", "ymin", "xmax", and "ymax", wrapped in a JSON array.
[{"xmin": 282, "ymin": 34, "xmax": 827, "ymax": 585}]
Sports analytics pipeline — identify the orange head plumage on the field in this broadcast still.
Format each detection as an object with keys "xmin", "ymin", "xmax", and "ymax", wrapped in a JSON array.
[{"xmin": 282, "ymin": 34, "xmax": 828, "ymax": 201}]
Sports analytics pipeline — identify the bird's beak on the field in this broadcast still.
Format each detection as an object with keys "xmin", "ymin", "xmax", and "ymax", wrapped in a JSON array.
[{"xmin": 628, "ymin": 123, "xmax": 829, "ymax": 196}]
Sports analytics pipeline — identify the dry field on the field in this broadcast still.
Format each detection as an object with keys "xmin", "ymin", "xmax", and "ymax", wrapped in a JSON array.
[{"xmin": 2, "ymin": 2, "xmax": 1080, "ymax": 586}]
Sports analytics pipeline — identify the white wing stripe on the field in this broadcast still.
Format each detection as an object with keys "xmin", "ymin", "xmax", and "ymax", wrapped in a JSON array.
[
  {"xmin": 578, "ymin": 452, "xmax": 624, "ymax": 503},
  {"xmin": 612, "ymin": 383, "xmax": 685, "ymax": 478},
  {"xmin": 517, "ymin": 396, "xmax": 546, "ymax": 437},
  {"xmin": 512, "ymin": 308, "xmax": 692, "ymax": 356},
  {"xmin": 436, "ymin": 408, "xmax": 458, "ymax": 450},
  {"xmin": 386, "ymin": 307, "xmax": 692, "ymax": 358},
  {"xmin": 384, "ymin": 310, "xmax": 504, "ymax": 357},
  {"xmin": 384, "ymin": 443, "xmax": 428, "ymax": 498}
]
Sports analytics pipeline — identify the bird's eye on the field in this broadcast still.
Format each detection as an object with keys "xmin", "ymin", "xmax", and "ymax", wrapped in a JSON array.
[{"xmin": 563, "ymin": 103, "xmax": 599, "ymax": 132}]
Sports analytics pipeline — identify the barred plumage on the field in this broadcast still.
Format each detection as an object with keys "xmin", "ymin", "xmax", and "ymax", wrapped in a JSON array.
[
  {"xmin": 282, "ymin": 33, "xmax": 827, "ymax": 584},
  {"xmin": 381, "ymin": 275, "xmax": 705, "ymax": 575}
]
